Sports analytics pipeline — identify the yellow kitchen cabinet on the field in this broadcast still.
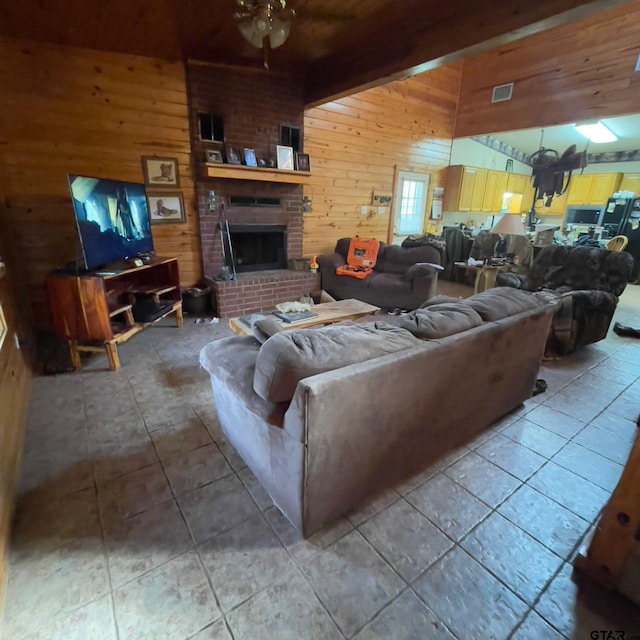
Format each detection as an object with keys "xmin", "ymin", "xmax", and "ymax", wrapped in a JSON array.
[
  {"xmin": 506, "ymin": 173, "xmax": 527, "ymax": 195},
  {"xmin": 470, "ymin": 168, "xmax": 488, "ymax": 211},
  {"xmin": 619, "ymin": 173, "xmax": 640, "ymax": 195},
  {"xmin": 566, "ymin": 174, "xmax": 593, "ymax": 204},
  {"xmin": 567, "ymin": 173, "xmax": 621, "ymax": 205},
  {"xmin": 482, "ymin": 170, "xmax": 499, "ymax": 212},
  {"xmin": 536, "ymin": 188, "xmax": 569, "ymax": 216},
  {"xmin": 520, "ymin": 175, "xmax": 536, "ymax": 213},
  {"xmin": 590, "ymin": 173, "xmax": 621, "ymax": 204},
  {"xmin": 444, "ymin": 165, "xmax": 478, "ymax": 212},
  {"xmin": 494, "ymin": 172, "xmax": 509, "ymax": 212},
  {"xmin": 444, "ymin": 165, "xmax": 532, "ymax": 213},
  {"xmin": 483, "ymin": 170, "xmax": 510, "ymax": 212}
]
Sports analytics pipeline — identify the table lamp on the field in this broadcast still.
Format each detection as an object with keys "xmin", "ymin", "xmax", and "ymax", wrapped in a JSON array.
[{"xmin": 490, "ymin": 214, "xmax": 527, "ymax": 260}]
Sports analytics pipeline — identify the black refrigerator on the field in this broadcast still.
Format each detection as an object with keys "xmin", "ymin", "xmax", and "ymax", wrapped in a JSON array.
[
  {"xmin": 601, "ymin": 197, "xmax": 636, "ymax": 237},
  {"xmin": 621, "ymin": 198, "xmax": 640, "ymax": 281}
]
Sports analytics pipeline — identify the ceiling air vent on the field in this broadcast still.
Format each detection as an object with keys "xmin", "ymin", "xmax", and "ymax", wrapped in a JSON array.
[{"xmin": 491, "ymin": 83, "xmax": 513, "ymax": 103}]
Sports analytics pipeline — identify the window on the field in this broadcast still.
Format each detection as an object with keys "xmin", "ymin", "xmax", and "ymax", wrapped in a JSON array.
[
  {"xmin": 198, "ymin": 113, "xmax": 225, "ymax": 142},
  {"xmin": 397, "ymin": 179, "xmax": 425, "ymax": 235},
  {"xmin": 279, "ymin": 125, "xmax": 301, "ymax": 153}
]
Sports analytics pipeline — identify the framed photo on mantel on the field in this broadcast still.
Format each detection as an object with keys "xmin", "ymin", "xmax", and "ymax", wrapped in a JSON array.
[
  {"xmin": 276, "ymin": 145, "xmax": 294, "ymax": 170},
  {"xmin": 295, "ymin": 152, "xmax": 310, "ymax": 172}
]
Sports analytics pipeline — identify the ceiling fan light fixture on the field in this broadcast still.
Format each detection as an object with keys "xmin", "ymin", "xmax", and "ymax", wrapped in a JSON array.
[
  {"xmin": 269, "ymin": 16, "xmax": 291, "ymax": 48},
  {"xmin": 575, "ymin": 121, "xmax": 618, "ymax": 143},
  {"xmin": 234, "ymin": 0, "xmax": 294, "ymax": 50},
  {"xmin": 237, "ymin": 15, "xmax": 267, "ymax": 47}
]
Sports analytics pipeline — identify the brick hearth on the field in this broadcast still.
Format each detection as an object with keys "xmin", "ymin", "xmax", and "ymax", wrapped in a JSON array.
[{"xmin": 206, "ymin": 270, "xmax": 320, "ymax": 318}]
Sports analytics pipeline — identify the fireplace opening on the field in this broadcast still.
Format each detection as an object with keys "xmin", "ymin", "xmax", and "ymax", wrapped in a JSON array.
[{"xmin": 228, "ymin": 224, "xmax": 287, "ymax": 272}]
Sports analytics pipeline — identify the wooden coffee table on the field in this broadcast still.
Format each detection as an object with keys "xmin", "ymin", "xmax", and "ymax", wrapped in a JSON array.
[{"xmin": 228, "ymin": 299, "xmax": 380, "ymax": 336}]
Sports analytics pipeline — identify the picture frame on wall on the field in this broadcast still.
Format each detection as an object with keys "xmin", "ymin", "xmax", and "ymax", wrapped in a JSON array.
[
  {"xmin": 206, "ymin": 149, "xmax": 224, "ymax": 163},
  {"xmin": 226, "ymin": 145, "xmax": 242, "ymax": 165},
  {"xmin": 141, "ymin": 156, "xmax": 179, "ymax": 187},
  {"xmin": 295, "ymin": 152, "xmax": 310, "ymax": 172},
  {"xmin": 276, "ymin": 145, "xmax": 294, "ymax": 170},
  {"xmin": 147, "ymin": 193, "xmax": 186, "ymax": 224},
  {"xmin": 243, "ymin": 148, "xmax": 257, "ymax": 167}
]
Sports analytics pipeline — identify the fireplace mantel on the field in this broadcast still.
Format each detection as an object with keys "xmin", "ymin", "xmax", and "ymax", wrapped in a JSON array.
[{"xmin": 205, "ymin": 163, "xmax": 311, "ymax": 184}]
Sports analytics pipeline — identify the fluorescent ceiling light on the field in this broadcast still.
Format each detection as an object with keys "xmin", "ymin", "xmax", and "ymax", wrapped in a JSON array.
[{"xmin": 574, "ymin": 121, "xmax": 618, "ymax": 143}]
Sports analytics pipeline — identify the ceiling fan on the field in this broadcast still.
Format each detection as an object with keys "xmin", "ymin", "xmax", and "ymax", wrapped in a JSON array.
[
  {"xmin": 233, "ymin": 0, "xmax": 354, "ymax": 68},
  {"xmin": 234, "ymin": 0, "xmax": 296, "ymax": 51}
]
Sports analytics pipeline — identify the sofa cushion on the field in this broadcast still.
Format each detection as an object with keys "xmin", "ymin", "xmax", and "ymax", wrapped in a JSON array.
[
  {"xmin": 253, "ymin": 322, "xmax": 421, "ymax": 402},
  {"xmin": 463, "ymin": 288, "xmax": 543, "ymax": 321},
  {"xmin": 381, "ymin": 244, "xmax": 441, "ymax": 275},
  {"xmin": 396, "ymin": 303, "xmax": 483, "ymax": 339}
]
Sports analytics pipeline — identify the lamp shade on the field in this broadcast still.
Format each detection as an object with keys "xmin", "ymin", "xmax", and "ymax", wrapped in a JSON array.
[{"xmin": 491, "ymin": 214, "xmax": 527, "ymax": 236}]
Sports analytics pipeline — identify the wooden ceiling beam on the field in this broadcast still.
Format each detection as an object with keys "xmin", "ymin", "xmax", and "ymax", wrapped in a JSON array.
[{"xmin": 304, "ymin": 0, "xmax": 629, "ymax": 107}]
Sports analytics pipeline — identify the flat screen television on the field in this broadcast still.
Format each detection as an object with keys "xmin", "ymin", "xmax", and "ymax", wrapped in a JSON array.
[{"xmin": 68, "ymin": 174, "xmax": 154, "ymax": 271}]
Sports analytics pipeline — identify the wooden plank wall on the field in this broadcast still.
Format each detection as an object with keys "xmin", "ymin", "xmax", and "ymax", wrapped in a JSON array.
[
  {"xmin": 0, "ymin": 37, "xmax": 200, "ymax": 330},
  {"xmin": 303, "ymin": 64, "xmax": 462, "ymax": 257},
  {"xmin": 455, "ymin": 2, "xmax": 640, "ymax": 137},
  {"xmin": 0, "ymin": 191, "xmax": 33, "ymax": 612}
]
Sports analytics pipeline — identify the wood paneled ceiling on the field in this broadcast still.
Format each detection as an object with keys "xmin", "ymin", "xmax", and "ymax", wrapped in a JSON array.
[{"xmin": 0, "ymin": 0, "xmax": 627, "ymax": 106}]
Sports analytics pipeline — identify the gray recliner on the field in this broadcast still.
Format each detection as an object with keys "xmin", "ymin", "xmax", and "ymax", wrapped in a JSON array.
[{"xmin": 496, "ymin": 244, "xmax": 633, "ymax": 354}]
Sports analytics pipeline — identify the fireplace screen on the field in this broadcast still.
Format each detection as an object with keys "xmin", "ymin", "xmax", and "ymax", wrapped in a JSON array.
[{"xmin": 228, "ymin": 224, "xmax": 287, "ymax": 272}]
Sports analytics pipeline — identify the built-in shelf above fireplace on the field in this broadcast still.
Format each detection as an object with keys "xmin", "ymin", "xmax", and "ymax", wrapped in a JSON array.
[{"xmin": 205, "ymin": 163, "xmax": 311, "ymax": 184}]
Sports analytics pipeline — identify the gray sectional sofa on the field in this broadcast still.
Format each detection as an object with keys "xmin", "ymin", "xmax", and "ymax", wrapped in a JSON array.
[{"xmin": 199, "ymin": 288, "xmax": 556, "ymax": 537}]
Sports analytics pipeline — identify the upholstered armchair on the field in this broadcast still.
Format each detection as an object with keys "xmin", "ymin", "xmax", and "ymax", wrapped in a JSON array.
[
  {"xmin": 496, "ymin": 244, "xmax": 633, "ymax": 354},
  {"xmin": 317, "ymin": 237, "xmax": 442, "ymax": 310}
]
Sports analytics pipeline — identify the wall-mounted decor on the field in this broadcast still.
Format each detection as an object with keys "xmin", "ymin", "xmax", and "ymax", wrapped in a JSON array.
[
  {"xmin": 206, "ymin": 149, "xmax": 224, "ymax": 163},
  {"xmin": 276, "ymin": 145, "xmax": 294, "ymax": 170},
  {"xmin": 141, "ymin": 156, "xmax": 179, "ymax": 187},
  {"xmin": 244, "ymin": 148, "xmax": 258, "ymax": 167},
  {"xmin": 295, "ymin": 152, "xmax": 310, "ymax": 172},
  {"xmin": 147, "ymin": 193, "xmax": 186, "ymax": 224},
  {"xmin": 372, "ymin": 191, "xmax": 392, "ymax": 206},
  {"xmin": 226, "ymin": 145, "xmax": 242, "ymax": 165}
]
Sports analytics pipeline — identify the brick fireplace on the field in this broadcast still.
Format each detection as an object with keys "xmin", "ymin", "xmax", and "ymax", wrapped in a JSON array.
[
  {"xmin": 194, "ymin": 181, "xmax": 318, "ymax": 317},
  {"xmin": 188, "ymin": 63, "xmax": 319, "ymax": 316}
]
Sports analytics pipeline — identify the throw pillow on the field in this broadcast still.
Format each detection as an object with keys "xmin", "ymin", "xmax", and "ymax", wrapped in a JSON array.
[{"xmin": 253, "ymin": 322, "xmax": 420, "ymax": 403}]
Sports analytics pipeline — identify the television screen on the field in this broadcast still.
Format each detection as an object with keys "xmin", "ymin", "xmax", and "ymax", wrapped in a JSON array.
[{"xmin": 68, "ymin": 174, "xmax": 154, "ymax": 270}]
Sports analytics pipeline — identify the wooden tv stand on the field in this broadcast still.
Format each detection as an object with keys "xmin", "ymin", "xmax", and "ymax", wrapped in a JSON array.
[{"xmin": 47, "ymin": 256, "xmax": 183, "ymax": 371}]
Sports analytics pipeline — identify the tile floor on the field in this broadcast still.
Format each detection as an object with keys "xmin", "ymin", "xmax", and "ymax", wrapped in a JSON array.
[{"xmin": 2, "ymin": 284, "xmax": 640, "ymax": 640}]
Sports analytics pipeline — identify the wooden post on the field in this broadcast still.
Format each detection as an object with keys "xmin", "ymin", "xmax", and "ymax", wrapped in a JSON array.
[{"xmin": 574, "ymin": 426, "xmax": 640, "ymax": 589}]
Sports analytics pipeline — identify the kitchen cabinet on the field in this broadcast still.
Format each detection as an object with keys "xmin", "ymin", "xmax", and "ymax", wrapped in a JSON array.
[
  {"xmin": 483, "ymin": 170, "xmax": 509, "ymax": 212},
  {"xmin": 520, "ymin": 176, "xmax": 536, "ymax": 213},
  {"xmin": 591, "ymin": 173, "xmax": 622, "ymax": 203},
  {"xmin": 470, "ymin": 168, "xmax": 488, "ymax": 211},
  {"xmin": 619, "ymin": 173, "xmax": 640, "ymax": 195},
  {"xmin": 535, "ymin": 189, "xmax": 569, "ymax": 216},
  {"xmin": 506, "ymin": 173, "xmax": 527, "ymax": 195},
  {"xmin": 444, "ymin": 165, "xmax": 529, "ymax": 213},
  {"xmin": 567, "ymin": 173, "xmax": 622, "ymax": 205},
  {"xmin": 444, "ymin": 165, "xmax": 477, "ymax": 212}
]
